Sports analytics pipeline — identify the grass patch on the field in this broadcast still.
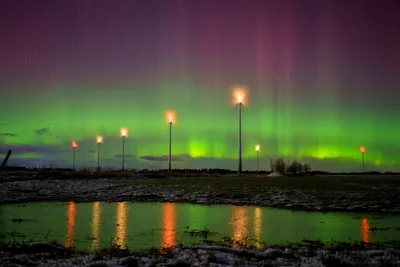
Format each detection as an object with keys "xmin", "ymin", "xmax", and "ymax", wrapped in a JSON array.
[
  {"xmin": 5, "ymin": 168, "xmax": 400, "ymax": 192},
  {"xmin": 2, "ymin": 239, "xmax": 400, "ymax": 266},
  {"xmin": 110, "ymin": 175, "xmax": 400, "ymax": 191},
  {"xmin": 184, "ymin": 228, "xmax": 217, "ymax": 238}
]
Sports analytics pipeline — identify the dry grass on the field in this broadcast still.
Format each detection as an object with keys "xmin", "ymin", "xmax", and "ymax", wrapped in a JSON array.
[{"xmin": 110, "ymin": 174, "xmax": 400, "ymax": 191}]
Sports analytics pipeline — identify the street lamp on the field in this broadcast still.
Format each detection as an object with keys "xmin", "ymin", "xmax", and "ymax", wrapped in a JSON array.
[
  {"xmin": 255, "ymin": 144, "xmax": 260, "ymax": 174},
  {"xmin": 232, "ymin": 87, "xmax": 247, "ymax": 174},
  {"xmin": 96, "ymin": 136, "xmax": 103, "ymax": 171},
  {"xmin": 120, "ymin": 128, "xmax": 128, "ymax": 171},
  {"xmin": 165, "ymin": 111, "xmax": 176, "ymax": 171},
  {"xmin": 360, "ymin": 146, "xmax": 366, "ymax": 174},
  {"xmin": 71, "ymin": 141, "xmax": 78, "ymax": 171}
]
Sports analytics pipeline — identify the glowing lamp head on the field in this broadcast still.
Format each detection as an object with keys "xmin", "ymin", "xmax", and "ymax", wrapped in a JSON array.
[
  {"xmin": 165, "ymin": 110, "xmax": 176, "ymax": 124},
  {"xmin": 255, "ymin": 145, "xmax": 260, "ymax": 152},
  {"xmin": 97, "ymin": 136, "xmax": 103, "ymax": 144},
  {"xmin": 360, "ymin": 146, "xmax": 366, "ymax": 153},
  {"xmin": 231, "ymin": 85, "xmax": 248, "ymax": 106},
  {"xmin": 72, "ymin": 141, "xmax": 78, "ymax": 148},
  {"xmin": 237, "ymin": 92, "xmax": 243, "ymax": 104},
  {"xmin": 120, "ymin": 128, "xmax": 128, "ymax": 138}
]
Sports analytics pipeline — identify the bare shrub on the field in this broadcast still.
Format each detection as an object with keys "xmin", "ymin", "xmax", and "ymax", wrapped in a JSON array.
[
  {"xmin": 271, "ymin": 158, "xmax": 312, "ymax": 175},
  {"xmin": 286, "ymin": 160, "xmax": 302, "ymax": 174},
  {"xmin": 272, "ymin": 158, "xmax": 287, "ymax": 174}
]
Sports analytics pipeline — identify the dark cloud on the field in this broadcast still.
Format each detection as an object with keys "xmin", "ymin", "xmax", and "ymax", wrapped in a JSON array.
[
  {"xmin": 140, "ymin": 155, "xmax": 184, "ymax": 161},
  {"xmin": 0, "ymin": 133, "xmax": 17, "ymax": 137},
  {"xmin": 113, "ymin": 154, "xmax": 133, "ymax": 158},
  {"xmin": 6, "ymin": 156, "xmax": 68, "ymax": 168},
  {"xmin": 35, "ymin": 127, "xmax": 51, "ymax": 135},
  {"xmin": 0, "ymin": 144, "xmax": 66, "ymax": 155}
]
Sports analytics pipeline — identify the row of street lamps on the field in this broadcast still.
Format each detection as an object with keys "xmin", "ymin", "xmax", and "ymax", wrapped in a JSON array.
[
  {"xmin": 70, "ymin": 88, "xmax": 367, "ymax": 173},
  {"xmin": 71, "ymin": 126, "xmax": 261, "ymax": 172},
  {"xmin": 71, "ymin": 111, "xmax": 181, "ymax": 172},
  {"xmin": 70, "ymin": 89, "xmax": 251, "ymax": 172}
]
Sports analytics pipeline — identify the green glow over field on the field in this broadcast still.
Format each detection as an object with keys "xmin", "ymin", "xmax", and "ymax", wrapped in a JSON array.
[{"xmin": 1, "ymin": 80, "xmax": 398, "ymax": 172}]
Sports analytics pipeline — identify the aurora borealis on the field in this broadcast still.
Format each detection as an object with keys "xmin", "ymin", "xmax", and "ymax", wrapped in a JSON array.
[{"xmin": 0, "ymin": 0, "xmax": 399, "ymax": 171}]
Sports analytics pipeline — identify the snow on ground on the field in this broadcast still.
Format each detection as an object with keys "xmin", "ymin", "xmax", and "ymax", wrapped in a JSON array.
[
  {"xmin": 268, "ymin": 172, "xmax": 282, "ymax": 177},
  {"xmin": 1, "ymin": 243, "xmax": 400, "ymax": 267},
  {"xmin": 1, "ymin": 175, "xmax": 400, "ymax": 212},
  {"xmin": 2, "ymin": 174, "xmax": 400, "ymax": 266}
]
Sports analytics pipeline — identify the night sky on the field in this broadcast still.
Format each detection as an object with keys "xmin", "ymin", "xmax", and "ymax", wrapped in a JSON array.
[{"xmin": 1, "ymin": 0, "xmax": 399, "ymax": 171}]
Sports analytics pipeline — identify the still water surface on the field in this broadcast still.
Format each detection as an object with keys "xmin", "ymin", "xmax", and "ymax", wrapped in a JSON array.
[{"xmin": 1, "ymin": 202, "xmax": 400, "ymax": 251}]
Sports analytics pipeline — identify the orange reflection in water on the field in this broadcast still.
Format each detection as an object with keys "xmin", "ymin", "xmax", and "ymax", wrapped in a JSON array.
[
  {"xmin": 254, "ymin": 207, "xmax": 262, "ymax": 244},
  {"xmin": 162, "ymin": 202, "xmax": 176, "ymax": 249},
  {"xmin": 232, "ymin": 206, "xmax": 249, "ymax": 247},
  {"xmin": 65, "ymin": 201, "xmax": 76, "ymax": 247},
  {"xmin": 91, "ymin": 202, "xmax": 101, "ymax": 250},
  {"xmin": 115, "ymin": 202, "xmax": 127, "ymax": 248},
  {"xmin": 361, "ymin": 218, "xmax": 370, "ymax": 243}
]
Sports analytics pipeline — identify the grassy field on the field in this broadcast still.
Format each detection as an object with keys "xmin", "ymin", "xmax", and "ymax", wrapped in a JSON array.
[
  {"xmin": 111, "ymin": 174, "xmax": 400, "ymax": 191},
  {"xmin": 4, "ymin": 169, "xmax": 400, "ymax": 191},
  {"xmin": 2, "ymin": 171, "xmax": 400, "ymax": 212}
]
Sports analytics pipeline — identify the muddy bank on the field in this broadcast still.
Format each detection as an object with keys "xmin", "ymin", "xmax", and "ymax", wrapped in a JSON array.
[
  {"xmin": 1, "ymin": 241, "xmax": 400, "ymax": 267},
  {"xmin": 1, "ymin": 176, "xmax": 400, "ymax": 213}
]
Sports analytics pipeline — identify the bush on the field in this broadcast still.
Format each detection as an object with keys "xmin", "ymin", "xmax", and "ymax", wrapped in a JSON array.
[
  {"xmin": 271, "ymin": 158, "xmax": 311, "ymax": 175},
  {"xmin": 286, "ymin": 160, "xmax": 302, "ymax": 174},
  {"xmin": 272, "ymin": 158, "xmax": 287, "ymax": 174}
]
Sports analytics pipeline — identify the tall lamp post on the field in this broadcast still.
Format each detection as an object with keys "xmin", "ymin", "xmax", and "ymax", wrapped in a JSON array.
[
  {"xmin": 255, "ymin": 144, "xmax": 260, "ymax": 174},
  {"xmin": 168, "ymin": 116, "xmax": 173, "ymax": 171},
  {"xmin": 165, "ymin": 111, "xmax": 176, "ymax": 171},
  {"xmin": 233, "ymin": 88, "xmax": 247, "ymax": 174},
  {"xmin": 96, "ymin": 136, "xmax": 103, "ymax": 171},
  {"xmin": 72, "ymin": 141, "xmax": 78, "ymax": 171},
  {"xmin": 120, "ymin": 128, "xmax": 128, "ymax": 171},
  {"xmin": 360, "ymin": 146, "xmax": 366, "ymax": 174}
]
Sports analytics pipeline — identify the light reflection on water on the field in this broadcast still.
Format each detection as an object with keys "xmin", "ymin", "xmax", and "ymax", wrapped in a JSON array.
[
  {"xmin": 65, "ymin": 201, "xmax": 75, "ymax": 247},
  {"xmin": 115, "ymin": 202, "xmax": 127, "ymax": 248},
  {"xmin": 361, "ymin": 218, "xmax": 370, "ymax": 243},
  {"xmin": 232, "ymin": 206, "xmax": 249, "ymax": 247},
  {"xmin": 91, "ymin": 202, "xmax": 101, "ymax": 250},
  {"xmin": 0, "ymin": 202, "xmax": 395, "ymax": 251},
  {"xmin": 254, "ymin": 207, "xmax": 262, "ymax": 248},
  {"xmin": 162, "ymin": 202, "xmax": 176, "ymax": 249}
]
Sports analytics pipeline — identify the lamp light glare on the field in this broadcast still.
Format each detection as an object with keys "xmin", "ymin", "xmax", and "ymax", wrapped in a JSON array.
[
  {"xmin": 255, "ymin": 145, "xmax": 260, "ymax": 151},
  {"xmin": 165, "ymin": 110, "xmax": 176, "ymax": 124},
  {"xmin": 120, "ymin": 128, "xmax": 128, "ymax": 138},
  {"xmin": 97, "ymin": 136, "xmax": 103, "ymax": 144},
  {"xmin": 237, "ymin": 92, "xmax": 243, "ymax": 104},
  {"xmin": 72, "ymin": 141, "xmax": 78, "ymax": 148},
  {"xmin": 231, "ymin": 85, "xmax": 248, "ymax": 106}
]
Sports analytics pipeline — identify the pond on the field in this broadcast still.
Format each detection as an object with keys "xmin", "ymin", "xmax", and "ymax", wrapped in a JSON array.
[{"xmin": 1, "ymin": 202, "xmax": 400, "ymax": 251}]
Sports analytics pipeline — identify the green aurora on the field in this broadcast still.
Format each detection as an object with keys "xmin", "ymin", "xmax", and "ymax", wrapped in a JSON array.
[
  {"xmin": 1, "ymin": 0, "xmax": 399, "ymax": 172},
  {"xmin": 1, "ymin": 80, "xmax": 399, "ymax": 171}
]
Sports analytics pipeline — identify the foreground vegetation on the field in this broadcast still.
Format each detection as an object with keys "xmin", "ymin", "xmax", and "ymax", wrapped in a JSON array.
[
  {"xmin": 1, "ymin": 169, "xmax": 400, "ymax": 212},
  {"xmin": 2, "ymin": 239, "xmax": 400, "ymax": 266},
  {"xmin": 2, "ymin": 166, "xmax": 400, "ymax": 191},
  {"xmin": 4, "ymin": 170, "xmax": 400, "ymax": 192}
]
